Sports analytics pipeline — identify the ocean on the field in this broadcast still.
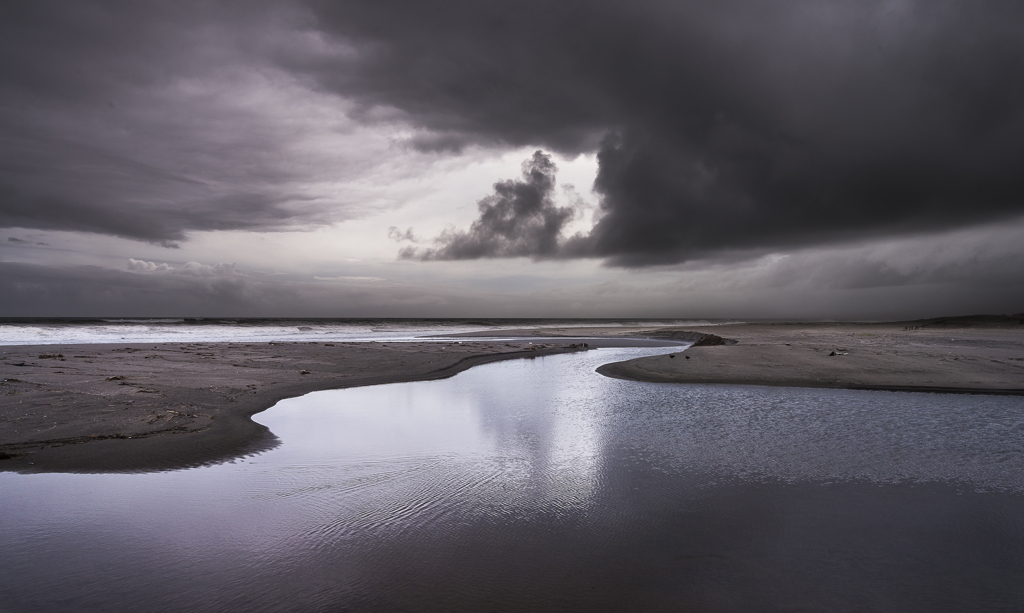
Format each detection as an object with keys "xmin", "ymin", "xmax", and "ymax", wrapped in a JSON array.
[{"xmin": 0, "ymin": 317, "xmax": 730, "ymax": 346}]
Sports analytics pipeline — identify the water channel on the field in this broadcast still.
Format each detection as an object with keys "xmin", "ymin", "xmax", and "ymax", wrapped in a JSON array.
[{"xmin": 2, "ymin": 347, "xmax": 1022, "ymax": 611}]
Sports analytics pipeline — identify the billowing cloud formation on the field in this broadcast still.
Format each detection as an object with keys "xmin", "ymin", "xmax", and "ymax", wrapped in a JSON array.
[
  {"xmin": 3, "ymin": 1, "xmax": 1024, "ymax": 268},
  {"xmin": 302, "ymin": 0, "xmax": 1024, "ymax": 265},
  {"xmin": 401, "ymin": 151, "xmax": 578, "ymax": 260}
]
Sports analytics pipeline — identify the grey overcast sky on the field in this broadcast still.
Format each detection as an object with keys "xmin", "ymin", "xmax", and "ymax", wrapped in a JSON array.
[{"xmin": 1, "ymin": 0, "xmax": 1022, "ymax": 318}]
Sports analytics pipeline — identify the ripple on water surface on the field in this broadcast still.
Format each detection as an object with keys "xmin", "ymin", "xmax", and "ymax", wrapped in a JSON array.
[{"xmin": 1, "ymin": 347, "xmax": 1023, "ymax": 612}]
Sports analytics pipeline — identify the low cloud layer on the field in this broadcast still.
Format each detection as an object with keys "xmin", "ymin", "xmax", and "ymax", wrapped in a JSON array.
[
  {"xmin": 127, "ymin": 258, "xmax": 237, "ymax": 277},
  {"xmin": 3, "ymin": 218, "xmax": 1023, "ymax": 318}
]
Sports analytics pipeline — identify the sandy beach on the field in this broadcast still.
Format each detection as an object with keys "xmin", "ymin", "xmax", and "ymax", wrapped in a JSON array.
[
  {"xmin": 3, "ymin": 317, "xmax": 1022, "ymax": 473},
  {"xmin": 0, "ymin": 339, "xmax": 594, "ymax": 472},
  {"xmin": 594, "ymin": 317, "xmax": 1024, "ymax": 395}
]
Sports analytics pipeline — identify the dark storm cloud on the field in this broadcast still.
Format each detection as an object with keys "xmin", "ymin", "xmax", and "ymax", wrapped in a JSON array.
[
  {"xmin": 300, "ymin": 0, "xmax": 1024, "ymax": 265},
  {"xmin": 401, "ymin": 151, "xmax": 578, "ymax": 260},
  {"xmin": 5, "ymin": 0, "xmax": 1023, "ymax": 262},
  {"xmin": 0, "ymin": 1, "xmax": 350, "ymax": 243}
]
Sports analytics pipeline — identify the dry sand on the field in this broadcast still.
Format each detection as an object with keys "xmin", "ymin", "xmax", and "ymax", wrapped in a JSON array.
[
  {"xmin": 0, "ymin": 339, "xmax": 592, "ymax": 472},
  {"xmin": 595, "ymin": 319, "xmax": 1024, "ymax": 395}
]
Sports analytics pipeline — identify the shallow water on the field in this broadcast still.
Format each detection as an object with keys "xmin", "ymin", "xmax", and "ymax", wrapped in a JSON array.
[{"xmin": 1, "ymin": 348, "xmax": 1023, "ymax": 612}]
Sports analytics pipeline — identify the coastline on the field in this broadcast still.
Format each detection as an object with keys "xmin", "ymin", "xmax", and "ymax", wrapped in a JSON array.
[
  {"xmin": 0, "ymin": 339, "xmax": 604, "ymax": 473},
  {"xmin": 596, "ymin": 320, "xmax": 1024, "ymax": 395},
  {"xmin": 4, "ymin": 317, "xmax": 1022, "ymax": 473}
]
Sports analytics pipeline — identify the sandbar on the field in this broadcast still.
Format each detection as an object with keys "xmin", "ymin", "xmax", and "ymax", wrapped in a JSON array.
[{"xmin": 595, "ymin": 317, "xmax": 1024, "ymax": 395}]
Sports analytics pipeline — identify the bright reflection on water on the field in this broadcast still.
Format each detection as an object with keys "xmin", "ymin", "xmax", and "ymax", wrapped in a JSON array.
[{"xmin": 2, "ymin": 347, "xmax": 1023, "ymax": 612}]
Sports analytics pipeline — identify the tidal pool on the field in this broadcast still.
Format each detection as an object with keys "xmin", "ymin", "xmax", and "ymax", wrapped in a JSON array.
[{"xmin": 1, "ymin": 347, "xmax": 1023, "ymax": 612}]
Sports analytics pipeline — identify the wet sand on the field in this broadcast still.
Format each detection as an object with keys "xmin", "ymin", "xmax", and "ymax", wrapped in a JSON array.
[
  {"xmin": 0, "ymin": 340, "xmax": 593, "ymax": 472},
  {"xmin": 595, "ymin": 319, "xmax": 1024, "ymax": 395}
]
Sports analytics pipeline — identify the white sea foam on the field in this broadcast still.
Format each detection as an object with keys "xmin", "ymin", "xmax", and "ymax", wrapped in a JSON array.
[{"xmin": 0, "ymin": 319, "xmax": 731, "ymax": 345}]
